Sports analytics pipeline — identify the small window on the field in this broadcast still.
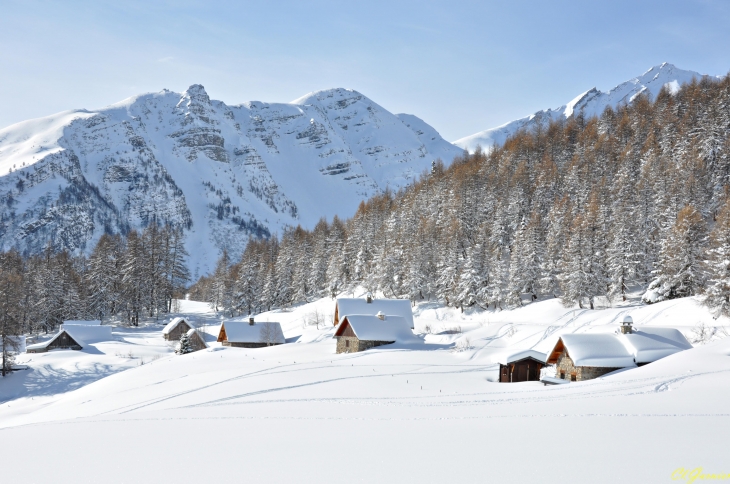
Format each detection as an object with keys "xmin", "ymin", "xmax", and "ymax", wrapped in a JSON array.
[
  {"xmin": 345, "ymin": 340, "xmax": 350, "ymax": 348},
  {"xmin": 560, "ymin": 371, "xmax": 565, "ymax": 379},
  {"xmin": 571, "ymin": 374, "xmax": 577, "ymax": 382}
]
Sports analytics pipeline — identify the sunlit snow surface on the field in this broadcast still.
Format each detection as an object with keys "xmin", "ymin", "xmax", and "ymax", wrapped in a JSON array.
[{"xmin": 1, "ymin": 294, "xmax": 728, "ymax": 483}]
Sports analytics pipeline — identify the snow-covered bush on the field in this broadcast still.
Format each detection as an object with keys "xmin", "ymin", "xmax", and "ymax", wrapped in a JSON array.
[
  {"xmin": 689, "ymin": 322, "xmax": 729, "ymax": 345},
  {"xmin": 540, "ymin": 365, "xmax": 557, "ymax": 379},
  {"xmin": 451, "ymin": 336, "xmax": 472, "ymax": 352}
]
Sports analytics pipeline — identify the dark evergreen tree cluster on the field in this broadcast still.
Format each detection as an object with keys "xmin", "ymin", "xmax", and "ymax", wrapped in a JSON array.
[
  {"xmin": 0, "ymin": 225, "xmax": 189, "ymax": 340},
  {"xmin": 192, "ymin": 75, "xmax": 730, "ymax": 317}
]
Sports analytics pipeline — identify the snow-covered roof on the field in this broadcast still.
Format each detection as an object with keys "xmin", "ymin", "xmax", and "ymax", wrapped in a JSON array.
[
  {"xmin": 186, "ymin": 328, "xmax": 208, "ymax": 348},
  {"xmin": 547, "ymin": 327, "xmax": 692, "ymax": 368},
  {"xmin": 497, "ymin": 349, "xmax": 547, "ymax": 366},
  {"xmin": 333, "ymin": 314, "xmax": 416, "ymax": 343},
  {"xmin": 336, "ymin": 298, "xmax": 414, "ymax": 329},
  {"xmin": 63, "ymin": 320, "xmax": 101, "ymax": 326},
  {"xmin": 620, "ymin": 328, "xmax": 692, "ymax": 364},
  {"xmin": 558, "ymin": 334, "xmax": 635, "ymax": 368},
  {"xmin": 26, "ymin": 329, "xmax": 86, "ymax": 351},
  {"xmin": 162, "ymin": 317, "xmax": 192, "ymax": 335},
  {"xmin": 219, "ymin": 320, "xmax": 285, "ymax": 344},
  {"xmin": 60, "ymin": 324, "xmax": 112, "ymax": 344}
]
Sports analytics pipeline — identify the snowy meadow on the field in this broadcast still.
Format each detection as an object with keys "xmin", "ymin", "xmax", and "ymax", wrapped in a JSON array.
[{"xmin": 1, "ymin": 293, "xmax": 728, "ymax": 483}]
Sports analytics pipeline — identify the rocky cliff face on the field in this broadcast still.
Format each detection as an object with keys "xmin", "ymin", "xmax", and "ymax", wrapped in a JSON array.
[{"xmin": 0, "ymin": 86, "xmax": 463, "ymax": 276}]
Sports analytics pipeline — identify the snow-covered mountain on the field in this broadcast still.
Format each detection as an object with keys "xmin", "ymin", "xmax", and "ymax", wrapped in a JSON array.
[
  {"xmin": 454, "ymin": 63, "xmax": 719, "ymax": 152},
  {"xmin": 0, "ymin": 86, "xmax": 463, "ymax": 276}
]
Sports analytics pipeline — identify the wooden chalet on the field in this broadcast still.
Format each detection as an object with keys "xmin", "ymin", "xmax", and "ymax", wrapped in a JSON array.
[
  {"xmin": 26, "ymin": 329, "xmax": 84, "ymax": 354},
  {"xmin": 333, "ymin": 314, "xmax": 414, "ymax": 354},
  {"xmin": 334, "ymin": 295, "xmax": 414, "ymax": 329},
  {"xmin": 545, "ymin": 317, "xmax": 692, "ymax": 382},
  {"xmin": 497, "ymin": 350, "xmax": 546, "ymax": 383},
  {"xmin": 162, "ymin": 318, "xmax": 193, "ymax": 341},
  {"xmin": 217, "ymin": 316, "xmax": 285, "ymax": 348}
]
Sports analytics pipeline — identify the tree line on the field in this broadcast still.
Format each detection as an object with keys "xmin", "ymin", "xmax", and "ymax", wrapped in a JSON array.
[
  {"xmin": 0, "ymin": 224, "xmax": 189, "ymax": 374},
  {"xmin": 191, "ymin": 74, "xmax": 730, "ymax": 319}
]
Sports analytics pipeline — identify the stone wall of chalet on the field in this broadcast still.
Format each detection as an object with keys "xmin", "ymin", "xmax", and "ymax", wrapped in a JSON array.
[
  {"xmin": 555, "ymin": 351, "xmax": 620, "ymax": 381},
  {"xmin": 336, "ymin": 337, "xmax": 394, "ymax": 354}
]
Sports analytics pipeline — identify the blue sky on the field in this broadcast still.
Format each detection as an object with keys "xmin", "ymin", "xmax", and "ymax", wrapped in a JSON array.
[{"xmin": 1, "ymin": 0, "xmax": 729, "ymax": 141}]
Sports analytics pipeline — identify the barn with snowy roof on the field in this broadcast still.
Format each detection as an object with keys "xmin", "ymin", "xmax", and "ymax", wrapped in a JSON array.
[
  {"xmin": 162, "ymin": 317, "xmax": 193, "ymax": 341},
  {"xmin": 546, "ymin": 316, "xmax": 692, "ymax": 381},
  {"xmin": 334, "ymin": 294, "xmax": 414, "ymax": 329},
  {"xmin": 26, "ymin": 328, "xmax": 85, "ymax": 353},
  {"xmin": 217, "ymin": 316, "xmax": 285, "ymax": 348},
  {"xmin": 333, "ymin": 313, "xmax": 415, "ymax": 353},
  {"xmin": 497, "ymin": 350, "xmax": 546, "ymax": 383}
]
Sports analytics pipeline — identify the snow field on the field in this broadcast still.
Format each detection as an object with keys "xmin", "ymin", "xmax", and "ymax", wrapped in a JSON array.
[{"xmin": 1, "ymin": 294, "xmax": 729, "ymax": 483}]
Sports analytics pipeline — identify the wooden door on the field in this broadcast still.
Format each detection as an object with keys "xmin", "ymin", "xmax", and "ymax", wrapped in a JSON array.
[
  {"xmin": 500, "ymin": 366, "xmax": 509, "ymax": 382},
  {"xmin": 516, "ymin": 364, "xmax": 528, "ymax": 382}
]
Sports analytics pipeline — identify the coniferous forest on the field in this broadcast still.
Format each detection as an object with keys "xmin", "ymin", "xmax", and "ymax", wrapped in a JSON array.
[
  {"xmin": 2, "ymin": 75, "xmax": 730, "ymax": 351},
  {"xmin": 191, "ymin": 75, "xmax": 730, "ymax": 317}
]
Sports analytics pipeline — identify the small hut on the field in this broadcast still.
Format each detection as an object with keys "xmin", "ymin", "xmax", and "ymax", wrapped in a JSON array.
[
  {"xmin": 186, "ymin": 328, "xmax": 208, "ymax": 352},
  {"xmin": 545, "ymin": 318, "xmax": 692, "ymax": 382},
  {"xmin": 26, "ymin": 329, "xmax": 84, "ymax": 353},
  {"xmin": 217, "ymin": 316, "xmax": 285, "ymax": 348},
  {"xmin": 162, "ymin": 318, "xmax": 193, "ymax": 341},
  {"xmin": 61, "ymin": 323, "xmax": 112, "ymax": 343},
  {"xmin": 497, "ymin": 350, "xmax": 546, "ymax": 382},
  {"xmin": 333, "ymin": 314, "xmax": 414, "ymax": 353},
  {"xmin": 334, "ymin": 295, "xmax": 414, "ymax": 329}
]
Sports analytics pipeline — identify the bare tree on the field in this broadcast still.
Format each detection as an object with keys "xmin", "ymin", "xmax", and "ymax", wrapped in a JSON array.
[{"xmin": 259, "ymin": 323, "xmax": 283, "ymax": 346}]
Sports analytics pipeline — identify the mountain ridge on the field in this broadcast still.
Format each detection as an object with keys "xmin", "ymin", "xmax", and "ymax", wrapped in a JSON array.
[
  {"xmin": 454, "ymin": 63, "xmax": 720, "ymax": 152},
  {"xmin": 0, "ymin": 86, "xmax": 464, "ymax": 277}
]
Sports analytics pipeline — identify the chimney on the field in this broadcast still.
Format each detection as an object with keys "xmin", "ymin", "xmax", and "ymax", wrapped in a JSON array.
[
  {"xmin": 620, "ymin": 315, "xmax": 633, "ymax": 334},
  {"xmin": 366, "ymin": 292, "xmax": 373, "ymax": 304},
  {"xmin": 376, "ymin": 311, "xmax": 385, "ymax": 321},
  {"xmin": 249, "ymin": 315, "xmax": 255, "ymax": 326}
]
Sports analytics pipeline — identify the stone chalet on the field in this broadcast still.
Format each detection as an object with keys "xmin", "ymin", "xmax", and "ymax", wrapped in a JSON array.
[
  {"xmin": 217, "ymin": 317, "xmax": 285, "ymax": 348},
  {"xmin": 333, "ymin": 313, "xmax": 414, "ymax": 354},
  {"xmin": 162, "ymin": 317, "xmax": 193, "ymax": 341},
  {"xmin": 546, "ymin": 317, "xmax": 692, "ymax": 382},
  {"xmin": 334, "ymin": 295, "xmax": 414, "ymax": 329},
  {"xmin": 185, "ymin": 328, "xmax": 208, "ymax": 352}
]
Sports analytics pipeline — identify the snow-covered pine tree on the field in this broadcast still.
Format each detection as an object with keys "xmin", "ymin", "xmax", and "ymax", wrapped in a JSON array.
[
  {"xmin": 121, "ymin": 230, "xmax": 145, "ymax": 326},
  {"xmin": 0, "ymin": 250, "xmax": 24, "ymax": 376},
  {"xmin": 560, "ymin": 215, "xmax": 590, "ymax": 308},
  {"xmin": 176, "ymin": 332, "xmax": 193, "ymax": 354},
  {"xmin": 507, "ymin": 211, "xmax": 544, "ymax": 306},
  {"xmin": 324, "ymin": 216, "xmax": 348, "ymax": 298},
  {"xmin": 87, "ymin": 233, "xmax": 124, "ymax": 320},
  {"xmin": 643, "ymin": 205, "xmax": 708, "ymax": 303},
  {"xmin": 163, "ymin": 227, "xmax": 190, "ymax": 313},
  {"xmin": 703, "ymin": 198, "xmax": 730, "ymax": 317}
]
